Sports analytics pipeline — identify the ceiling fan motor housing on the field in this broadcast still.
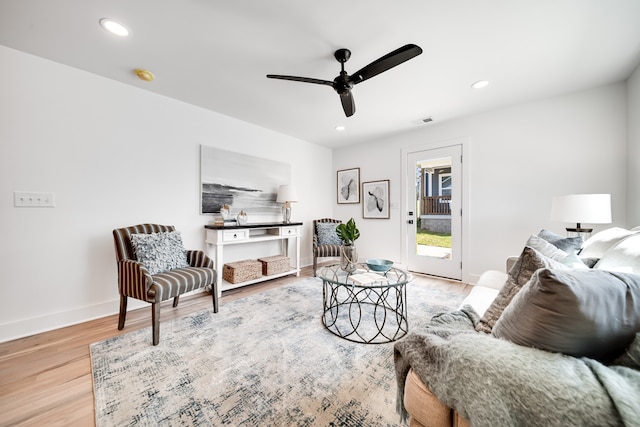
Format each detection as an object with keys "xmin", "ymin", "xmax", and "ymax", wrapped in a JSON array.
[{"xmin": 334, "ymin": 72, "xmax": 353, "ymax": 94}]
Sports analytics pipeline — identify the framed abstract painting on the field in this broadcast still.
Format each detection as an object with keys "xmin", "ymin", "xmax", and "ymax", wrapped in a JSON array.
[
  {"xmin": 200, "ymin": 145, "xmax": 290, "ymax": 218},
  {"xmin": 337, "ymin": 168, "xmax": 360, "ymax": 204},
  {"xmin": 362, "ymin": 179, "xmax": 390, "ymax": 219}
]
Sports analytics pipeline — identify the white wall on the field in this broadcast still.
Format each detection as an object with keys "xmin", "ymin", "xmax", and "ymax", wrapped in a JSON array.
[
  {"xmin": 2, "ymin": 42, "xmax": 635, "ymax": 342},
  {"xmin": 627, "ymin": 62, "xmax": 640, "ymax": 227},
  {"xmin": 0, "ymin": 45, "xmax": 333, "ymax": 342},
  {"xmin": 333, "ymin": 83, "xmax": 628, "ymax": 281}
]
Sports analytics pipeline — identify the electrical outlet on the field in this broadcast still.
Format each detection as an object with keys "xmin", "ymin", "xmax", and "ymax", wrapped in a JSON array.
[{"xmin": 14, "ymin": 191, "xmax": 55, "ymax": 207}]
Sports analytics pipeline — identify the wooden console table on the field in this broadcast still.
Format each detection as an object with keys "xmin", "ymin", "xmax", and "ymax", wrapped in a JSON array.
[{"xmin": 204, "ymin": 222, "xmax": 303, "ymax": 296}]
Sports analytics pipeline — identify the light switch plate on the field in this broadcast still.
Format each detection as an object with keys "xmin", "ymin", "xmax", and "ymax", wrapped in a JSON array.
[{"xmin": 14, "ymin": 191, "xmax": 55, "ymax": 207}]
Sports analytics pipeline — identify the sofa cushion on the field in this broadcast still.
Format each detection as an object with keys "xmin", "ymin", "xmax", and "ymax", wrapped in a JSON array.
[
  {"xmin": 315, "ymin": 222, "xmax": 342, "ymax": 245},
  {"xmin": 131, "ymin": 231, "xmax": 189, "ymax": 275},
  {"xmin": 538, "ymin": 229, "xmax": 583, "ymax": 253},
  {"xmin": 594, "ymin": 233, "xmax": 640, "ymax": 274},
  {"xmin": 579, "ymin": 227, "xmax": 638, "ymax": 258},
  {"xmin": 493, "ymin": 268, "xmax": 640, "ymax": 362},
  {"xmin": 459, "ymin": 286, "xmax": 500, "ymax": 318},
  {"xmin": 475, "ymin": 246, "xmax": 569, "ymax": 334}
]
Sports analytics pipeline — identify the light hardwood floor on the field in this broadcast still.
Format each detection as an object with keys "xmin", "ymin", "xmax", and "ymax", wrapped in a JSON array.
[{"xmin": 0, "ymin": 265, "xmax": 470, "ymax": 427}]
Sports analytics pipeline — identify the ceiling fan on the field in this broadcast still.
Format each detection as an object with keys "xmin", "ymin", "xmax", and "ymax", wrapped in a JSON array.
[{"xmin": 266, "ymin": 44, "xmax": 423, "ymax": 117}]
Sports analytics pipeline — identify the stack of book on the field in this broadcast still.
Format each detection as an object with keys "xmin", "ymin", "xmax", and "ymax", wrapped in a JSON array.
[{"xmin": 348, "ymin": 272, "xmax": 388, "ymax": 285}]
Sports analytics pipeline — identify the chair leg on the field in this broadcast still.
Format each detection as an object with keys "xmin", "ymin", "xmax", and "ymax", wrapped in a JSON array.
[
  {"xmin": 211, "ymin": 279, "xmax": 219, "ymax": 313},
  {"xmin": 118, "ymin": 295, "xmax": 127, "ymax": 330},
  {"xmin": 173, "ymin": 296, "xmax": 179, "ymax": 307},
  {"xmin": 313, "ymin": 256, "xmax": 317, "ymax": 277},
  {"xmin": 152, "ymin": 302, "xmax": 160, "ymax": 346}
]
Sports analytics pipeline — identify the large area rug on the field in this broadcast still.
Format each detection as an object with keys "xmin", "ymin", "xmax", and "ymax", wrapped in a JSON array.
[{"xmin": 91, "ymin": 277, "xmax": 464, "ymax": 426}]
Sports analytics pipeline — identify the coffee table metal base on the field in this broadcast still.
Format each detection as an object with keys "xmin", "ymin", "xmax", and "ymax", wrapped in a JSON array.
[{"xmin": 321, "ymin": 280, "xmax": 408, "ymax": 344}]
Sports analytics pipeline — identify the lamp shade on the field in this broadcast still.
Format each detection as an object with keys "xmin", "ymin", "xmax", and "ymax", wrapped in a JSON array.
[
  {"xmin": 550, "ymin": 194, "xmax": 612, "ymax": 224},
  {"xmin": 276, "ymin": 185, "xmax": 298, "ymax": 203}
]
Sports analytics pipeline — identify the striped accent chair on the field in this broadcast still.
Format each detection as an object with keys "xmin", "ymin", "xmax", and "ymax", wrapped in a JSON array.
[
  {"xmin": 113, "ymin": 224, "xmax": 218, "ymax": 345},
  {"xmin": 313, "ymin": 218, "xmax": 342, "ymax": 276}
]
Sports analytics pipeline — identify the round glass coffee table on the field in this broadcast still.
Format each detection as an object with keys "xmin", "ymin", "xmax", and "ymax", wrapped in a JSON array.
[{"xmin": 317, "ymin": 263, "xmax": 412, "ymax": 344}]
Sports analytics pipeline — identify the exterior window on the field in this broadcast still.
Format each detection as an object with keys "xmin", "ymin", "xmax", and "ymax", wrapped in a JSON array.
[{"xmin": 439, "ymin": 174, "xmax": 452, "ymax": 196}]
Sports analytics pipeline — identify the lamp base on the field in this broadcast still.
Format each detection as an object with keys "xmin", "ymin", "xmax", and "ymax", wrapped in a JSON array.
[
  {"xmin": 282, "ymin": 204, "xmax": 291, "ymax": 224},
  {"xmin": 566, "ymin": 224, "xmax": 593, "ymax": 240},
  {"xmin": 565, "ymin": 227, "xmax": 593, "ymax": 233}
]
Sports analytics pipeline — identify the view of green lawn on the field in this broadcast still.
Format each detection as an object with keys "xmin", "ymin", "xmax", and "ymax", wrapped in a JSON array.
[{"xmin": 416, "ymin": 229, "xmax": 452, "ymax": 248}]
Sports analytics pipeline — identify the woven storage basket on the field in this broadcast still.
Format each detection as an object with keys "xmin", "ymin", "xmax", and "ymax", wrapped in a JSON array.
[
  {"xmin": 258, "ymin": 255, "xmax": 290, "ymax": 275},
  {"xmin": 223, "ymin": 260, "xmax": 262, "ymax": 283}
]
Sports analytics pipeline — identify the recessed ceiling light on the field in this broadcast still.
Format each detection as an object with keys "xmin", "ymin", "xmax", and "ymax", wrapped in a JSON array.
[
  {"xmin": 335, "ymin": 126, "xmax": 346, "ymax": 131},
  {"xmin": 471, "ymin": 80, "xmax": 489, "ymax": 89},
  {"xmin": 99, "ymin": 18, "xmax": 129, "ymax": 36}
]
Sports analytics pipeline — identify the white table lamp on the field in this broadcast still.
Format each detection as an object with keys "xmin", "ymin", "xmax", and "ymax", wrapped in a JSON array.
[
  {"xmin": 550, "ymin": 194, "xmax": 611, "ymax": 236},
  {"xmin": 277, "ymin": 184, "xmax": 298, "ymax": 223}
]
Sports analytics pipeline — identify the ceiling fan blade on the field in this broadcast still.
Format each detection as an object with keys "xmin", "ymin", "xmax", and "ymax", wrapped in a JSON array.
[
  {"xmin": 266, "ymin": 74, "xmax": 334, "ymax": 86},
  {"xmin": 340, "ymin": 91, "xmax": 355, "ymax": 117},
  {"xmin": 348, "ymin": 44, "xmax": 423, "ymax": 85}
]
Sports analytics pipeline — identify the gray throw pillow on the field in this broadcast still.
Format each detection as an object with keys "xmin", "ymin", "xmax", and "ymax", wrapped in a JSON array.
[
  {"xmin": 538, "ymin": 229, "xmax": 583, "ymax": 253},
  {"xmin": 316, "ymin": 222, "xmax": 342, "ymax": 245},
  {"xmin": 493, "ymin": 268, "xmax": 640, "ymax": 363},
  {"xmin": 475, "ymin": 246, "xmax": 569, "ymax": 334},
  {"xmin": 131, "ymin": 231, "xmax": 189, "ymax": 275},
  {"xmin": 613, "ymin": 332, "xmax": 640, "ymax": 370}
]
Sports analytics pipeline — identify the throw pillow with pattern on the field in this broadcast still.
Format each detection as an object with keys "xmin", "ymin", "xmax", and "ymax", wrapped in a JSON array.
[
  {"xmin": 131, "ymin": 231, "xmax": 189, "ymax": 275},
  {"xmin": 316, "ymin": 222, "xmax": 342, "ymax": 245}
]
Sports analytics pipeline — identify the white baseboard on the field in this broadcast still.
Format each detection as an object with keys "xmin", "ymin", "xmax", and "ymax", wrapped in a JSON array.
[{"xmin": 0, "ymin": 298, "xmax": 147, "ymax": 344}]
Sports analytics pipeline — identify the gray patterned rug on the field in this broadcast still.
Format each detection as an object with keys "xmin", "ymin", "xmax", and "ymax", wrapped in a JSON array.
[{"xmin": 91, "ymin": 277, "xmax": 464, "ymax": 426}]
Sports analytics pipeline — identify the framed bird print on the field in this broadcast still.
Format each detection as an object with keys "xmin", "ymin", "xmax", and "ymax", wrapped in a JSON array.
[
  {"xmin": 337, "ymin": 168, "xmax": 360, "ymax": 204},
  {"xmin": 363, "ymin": 179, "xmax": 390, "ymax": 219}
]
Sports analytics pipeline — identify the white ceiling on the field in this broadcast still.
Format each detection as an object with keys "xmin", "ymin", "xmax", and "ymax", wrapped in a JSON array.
[{"xmin": 1, "ymin": 0, "xmax": 639, "ymax": 149}]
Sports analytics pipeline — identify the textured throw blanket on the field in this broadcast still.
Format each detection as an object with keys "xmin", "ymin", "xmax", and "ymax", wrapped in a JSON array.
[{"xmin": 394, "ymin": 306, "xmax": 640, "ymax": 427}]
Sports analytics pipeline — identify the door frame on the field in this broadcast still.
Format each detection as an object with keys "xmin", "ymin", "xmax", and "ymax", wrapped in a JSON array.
[{"xmin": 400, "ymin": 137, "xmax": 471, "ymax": 282}]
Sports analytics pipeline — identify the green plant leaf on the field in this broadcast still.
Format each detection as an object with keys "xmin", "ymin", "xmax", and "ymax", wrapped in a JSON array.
[{"xmin": 336, "ymin": 218, "xmax": 360, "ymax": 244}]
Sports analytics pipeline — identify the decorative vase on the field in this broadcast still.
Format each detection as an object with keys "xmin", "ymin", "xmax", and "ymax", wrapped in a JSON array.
[
  {"xmin": 340, "ymin": 244, "xmax": 358, "ymax": 273},
  {"xmin": 220, "ymin": 204, "xmax": 230, "ymax": 220},
  {"xmin": 237, "ymin": 210, "xmax": 248, "ymax": 225}
]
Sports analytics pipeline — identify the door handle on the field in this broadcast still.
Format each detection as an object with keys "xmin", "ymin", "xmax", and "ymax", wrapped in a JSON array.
[{"xmin": 407, "ymin": 220, "xmax": 414, "ymax": 224}]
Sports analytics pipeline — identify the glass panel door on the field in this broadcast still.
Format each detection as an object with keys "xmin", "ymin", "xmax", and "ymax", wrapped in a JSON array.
[{"xmin": 406, "ymin": 145, "xmax": 461, "ymax": 280}]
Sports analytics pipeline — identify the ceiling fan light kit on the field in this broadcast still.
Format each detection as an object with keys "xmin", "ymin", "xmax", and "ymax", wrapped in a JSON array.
[{"xmin": 267, "ymin": 44, "xmax": 423, "ymax": 117}]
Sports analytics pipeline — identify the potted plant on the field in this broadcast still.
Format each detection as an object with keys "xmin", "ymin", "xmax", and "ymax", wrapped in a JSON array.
[{"xmin": 336, "ymin": 218, "xmax": 360, "ymax": 273}]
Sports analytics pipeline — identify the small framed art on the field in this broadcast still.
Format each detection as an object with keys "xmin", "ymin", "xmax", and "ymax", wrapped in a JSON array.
[
  {"xmin": 363, "ymin": 179, "xmax": 390, "ymax": 219},
  {"xmin": 337, "ymin": 168, "xmax": 360, "ymax": 204}
]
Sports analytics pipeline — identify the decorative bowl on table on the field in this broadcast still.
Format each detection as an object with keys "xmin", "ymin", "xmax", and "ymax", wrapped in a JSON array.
[{"xmin": 365, "ymin": 259, "xmax": 394, "ymax": 272}]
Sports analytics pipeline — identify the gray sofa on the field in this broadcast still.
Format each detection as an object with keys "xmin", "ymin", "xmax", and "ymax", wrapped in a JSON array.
[{"xmin": 395, "ymin": 227, "xmax": 640, "ymax": 427}]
